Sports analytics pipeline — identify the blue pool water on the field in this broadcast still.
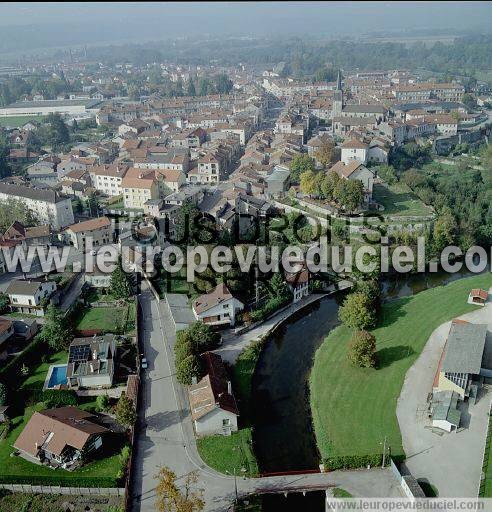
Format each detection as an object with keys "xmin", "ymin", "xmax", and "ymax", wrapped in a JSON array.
[{"xmin": 47, "ymin": 365, "xmax": 68, "ymax": 388}]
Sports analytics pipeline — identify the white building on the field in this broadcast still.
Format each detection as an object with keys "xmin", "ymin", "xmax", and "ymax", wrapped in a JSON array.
[
  {"xmin": 90, "ymin": 164, "xmax": 129, "ymax": 197},
  {"xmin": 188, "ymin": 352, "xmax": 239, "ymax": 436},
  {"xmin": 192, "ymin": 283, "xmax": 244, "ymax": 327},
  {"xmin": 63, "ymin": 216, "xmax": 112, "ymax": 251},
  {"xmin": 0, "ymin": 183, "xmax": 74, "ymax": 229},
  {"xmin": 6, "ymin": 278, "xmax": 57, "ymax": 317}
]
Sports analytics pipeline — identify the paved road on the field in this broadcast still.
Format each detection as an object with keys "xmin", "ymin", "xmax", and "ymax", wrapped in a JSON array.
[{"xmin": 131, "ymin": 283, "xmax": 401, "ymax": 511}]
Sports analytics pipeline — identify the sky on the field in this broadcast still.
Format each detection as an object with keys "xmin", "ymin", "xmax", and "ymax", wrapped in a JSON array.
[{"xmin": 0, "ymin": 2, "xmax": 491, "ymax": 53}]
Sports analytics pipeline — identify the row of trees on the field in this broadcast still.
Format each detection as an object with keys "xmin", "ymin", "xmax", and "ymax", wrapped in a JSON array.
[
  {"xmin": 128, "ymin": 72, "xmax": 233, "ymax": 100},
  {"xmin": 299, "ymin": 169, "xmax": 364, "ymax": 212}
]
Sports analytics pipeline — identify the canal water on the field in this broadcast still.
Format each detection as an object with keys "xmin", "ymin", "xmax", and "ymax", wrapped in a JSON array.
[{"xmin": 252, "ymin": 267, "xmax": 489, "ymax": 474}]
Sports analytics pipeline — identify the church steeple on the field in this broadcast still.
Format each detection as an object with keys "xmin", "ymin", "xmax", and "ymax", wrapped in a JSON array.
[{"xmin": 336, "ymin": 69, "xmax": 342, "ymax": 91}]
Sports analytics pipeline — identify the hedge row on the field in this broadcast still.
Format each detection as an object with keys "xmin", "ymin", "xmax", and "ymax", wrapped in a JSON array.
[
  {"xmin": 0, "ymin": 475, "xmax": 120, "ymax": 487},
  {"xmin": 0, "ymin": 336, "xmax": 45, "ymax": 382},
  {"xmin": 250, "ymin": 295, "xmax": 291, "ymax": 323},
  {"xmin": 323, "ymin": 454, "xmax": 383, "ymax": 470}
]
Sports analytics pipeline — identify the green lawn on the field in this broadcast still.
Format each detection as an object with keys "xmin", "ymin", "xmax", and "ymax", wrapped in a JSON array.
[
  {"xmin": 0, "ymin": 115, "xmax": 45, "ymax": 128},
  {"xmin": 75, "ymin": 305, "xmax": 128, "ymax": 333},
  {"xmin": 197, "ymin": 340, "xmax": 262, "ymax": 477},
  {"xmin": 310, "ymin": 273, "xmax": 492, "ymax": 463},
  {"xmin": 373, "ymin": 183, "xmax": 433, "ymax": 217},
  {"xmin": 197, "ymin": 428, "xmax": 258, "ymax": 477},
  {"xmin": 0, "ymin": 402, "xmax": 123, "ymax": 485},
  {"xmin": 20, "ymin": 350, "xmax": 67, "ymax": 391}
]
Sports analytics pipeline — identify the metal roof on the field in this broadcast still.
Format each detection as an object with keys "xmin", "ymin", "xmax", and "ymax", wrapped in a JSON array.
[{"xmin": 441, "ymin": 322, "xmax": 488, "ymax": 374}]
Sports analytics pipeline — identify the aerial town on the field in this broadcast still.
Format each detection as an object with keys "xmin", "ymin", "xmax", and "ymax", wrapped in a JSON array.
[{"xmin": 0, "ymin": 2, "xmax": 491, "ymax": 512}]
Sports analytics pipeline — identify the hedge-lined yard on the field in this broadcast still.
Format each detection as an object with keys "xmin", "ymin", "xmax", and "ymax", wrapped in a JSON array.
[{"xmin": 310, "ymin": 273, "xmax": 492, "ymax": 469}]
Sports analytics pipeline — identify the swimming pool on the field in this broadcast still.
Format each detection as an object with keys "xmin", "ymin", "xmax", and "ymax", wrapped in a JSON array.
[{"xmin": 46, "ymin": 365, "xmax": 68, "ymax": 388}]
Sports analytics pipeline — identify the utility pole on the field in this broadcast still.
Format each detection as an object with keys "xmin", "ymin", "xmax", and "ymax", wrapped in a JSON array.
[{"xmin": 382, "ymin": 435, "xmax": 387, "ymax": 468}]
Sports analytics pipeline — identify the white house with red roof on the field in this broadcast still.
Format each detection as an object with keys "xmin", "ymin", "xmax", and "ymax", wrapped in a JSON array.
[{"xmin": 192, "ymin": 283, "xmax": 244, "ymax": 327}]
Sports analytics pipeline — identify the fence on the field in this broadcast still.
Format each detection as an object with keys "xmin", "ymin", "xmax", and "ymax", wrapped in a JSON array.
[
  {"xmin": 0, "ymin": 484, "xmax": 125, "ymax": 496},
  {"xmin": 478, "ymin": 401, "xmax": 492, "ymax": 497}
]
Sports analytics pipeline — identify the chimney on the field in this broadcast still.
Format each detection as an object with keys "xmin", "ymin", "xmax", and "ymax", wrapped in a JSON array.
[{"xmin": 227, "ymin": 381, "xmax": 232, "ymax": 395}]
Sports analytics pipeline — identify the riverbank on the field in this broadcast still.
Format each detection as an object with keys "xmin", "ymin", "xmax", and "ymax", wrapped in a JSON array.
[
  {"xmin": 197, "ymin": 341, "xmax": 263, "ymax": 477},
  {"xmin": 310, "ymin": 273, "xmax": 492, "ymax": 468}
]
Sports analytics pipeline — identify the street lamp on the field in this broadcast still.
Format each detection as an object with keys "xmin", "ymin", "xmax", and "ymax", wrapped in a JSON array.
[{"xmin": 226, "ymin": 467, "xmax": 247, "ymax": 504}]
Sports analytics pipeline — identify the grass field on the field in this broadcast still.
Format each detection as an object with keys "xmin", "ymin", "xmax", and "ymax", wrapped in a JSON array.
[
  {"xmin": 19, "ymin": 350, "xmax": 67, "ymax": 391},
  {"xmin": 75, "ymin": 306, "xmax": 129, "ymax": 334},
  {"xmin": 0, "ymin": 115, "xmax": 45, "ymax": 128},
  {"xmin": 196, "ymin": 341, "xmax": 262, "ymax": 477},
  {"xmin": 373, "ymin": 183, "xmax": 433, "ymax": 217},
  {"xmin": 0, "ymin": 402, "xmax": 123, "ymax": 484},
  {"xmin": 310, "ymin": 273, "xmax": 492, "ymax": 462}
]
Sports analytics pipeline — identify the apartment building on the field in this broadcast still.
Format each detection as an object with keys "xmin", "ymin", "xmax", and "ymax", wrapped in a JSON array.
[
  {"xmin": 0, "ymin": 183, "xmax": 74, "ymax": 229},
  {"xmin": 63, "ymin": 216, "xmax": 112, "ymax": 251},
  {"xmin": 90, "ymin": 164, "xmax": 129, "ymax": 197}
]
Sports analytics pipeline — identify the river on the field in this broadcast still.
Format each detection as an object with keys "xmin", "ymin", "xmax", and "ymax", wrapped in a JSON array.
[{"xmin": 251, "ymin": 267, "xmax": 488, "ymax": 509}]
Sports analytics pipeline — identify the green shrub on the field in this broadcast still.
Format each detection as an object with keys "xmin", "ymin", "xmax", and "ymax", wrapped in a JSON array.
[
  {"xmin": 0, "ymin": 475, "xmax": 119, "ymax": 487},
  {"xmin": 116, "ymin": 445, "xmax": 131, "ymax": 479},
  {"xmin": 96, "ymin": 394, "xmax": 110, "ymax": 412},
  {"xmin": 41, "ymin": 389, "xmax": 77, "ymax": 408},
  {"xmin": 323, "ymin": 453, "xmax": 382, "ymax": 470},
  {"xmin": 0, "ymin": 337, "xmax": 46, "ymax": 381},
  {"xmin": 250, "ymin": 295, "xmax": 290, "ymax": 323}
]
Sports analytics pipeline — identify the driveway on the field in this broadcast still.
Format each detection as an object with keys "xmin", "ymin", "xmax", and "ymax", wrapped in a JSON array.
[
  {"xmin": 131, "ymin": 282, "xmax": 401, "ymax": 511},
  {"xmin": 397, "ymin": 298, "xmax": 492, "ymax": 497}
]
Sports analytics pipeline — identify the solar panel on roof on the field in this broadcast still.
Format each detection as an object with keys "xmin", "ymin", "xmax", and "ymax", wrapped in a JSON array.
[{"xmin": 68, "ymin": 344, "xmax": 91, "ymax": 362}]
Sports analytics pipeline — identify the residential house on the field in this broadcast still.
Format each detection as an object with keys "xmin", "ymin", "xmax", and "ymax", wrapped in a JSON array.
[
  {"xmin": 84, "ymin": 268, "xmax": 112, "ymax": 289},
  {"xmin": 285, "ymin": 265, "xmax": 310, "ymax": 303},
  {"xmin": 330, "ymin": 160, "xmax": 375, "ymax": 202},
  {"xmin": 265, "ymin": 165, "xmax": 290, "ymax": 198},
  {"xmin": 63, "ymin": 216, "xmax": 112, "ymax": 251},
  {"xmin": 2, "ymin": 221, "xmax": 51, "ymax": 248},
  {"xmin": 468, "ymin": 289, "xmax": 488, "ymax": 306},
  {"xmin": 188, "ymin": 352, "xmax": 239, "ymax": 436},
  {"xmin": 0, "ymin": 318, "xmax": 14, "ymax": 353},
  {"xmin": 14, "ymin": 406, "xmax": 109, "ymax": 469},
  {"xmin": 192, "ymin": 283, "xmax": 244, "ymax": 327},
  {"xmin": 6, "ymin": 278, "xmax": 57, "ymax": 317},
  {"xmin": 66, "ymin": 335, "xmax": 116, "ymax": 389}
]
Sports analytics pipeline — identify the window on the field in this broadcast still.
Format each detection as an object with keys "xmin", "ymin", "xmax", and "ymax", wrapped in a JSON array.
[{"xmin": 222, "ymin": 418, "xmax": 231, "ymax": 426}]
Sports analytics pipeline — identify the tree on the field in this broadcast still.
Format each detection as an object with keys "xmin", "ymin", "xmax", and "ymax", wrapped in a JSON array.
[
  {"xmin": 462, "ymin": 93, "xmax": 477, "ymax": 110},
  {"xmin": 45, "ymin": 113, "xmax": 70, "ymax": 149},
  {"xmin": 115, "ymin": 392, "xmax": 136, "ymax": 428},
  {"xmin": 110, "ymin": 258, "xmax": 133, "ymax": 299},
  {"xmin": 96, "ymin": 394, "xmax": 110, "ymax": 412},
  {"xmin": 299, "ymin": 169, "xmax": 317, "ymax": 195},
  {"xmin": 377, "ymin": 165, "xmax": 397, "ymax": 185},
  {"xmin": 213, "ymin": 73, "xmax": 233, "ymax": 94},
  {"xmin": 0, "ymin": 292, "xmax": 9, "ymax": 315},
  {"xmin": 0, "ymin": 198, "xmax": 36, "ymax": 232},
  {"xmin": 187, "ymin": 79, "xmax": 196, "ymax": 97},
  {"xmin": 347, "ymin": 330, "xmax": 377, "ymax": 368},
  {"xmin": 38, "ymin": 305, "xmax": 71, "ymax": 350},
  {"xmin": 432, "ymin": 208, "xmax": 457, "ymax": 255},
  {"xmin": 87, "ymin": 193, "xmax": 100, "ymax": 217},
  {"xmin": 267, "ymin": 272, "xmax": 290, "ymax": 300},
  {"xmin": 155, "ymin": 466, "xmax": 204, "ymax": 512},
  {"xmin": 289, "ymin": 154, "xmax": 316, "ymax": 183},
  {"xmin": 175, "ymin": 321, "xmax": 219, "ymax": 358},
  {"xmin": 314, "ymin": 140, "xmax": 335, "ymax": 168},
  {"xmin": 320, "ymin": 171, "xmax": 341, "ymax": 201},
  {"xmin": 339, "ymin": 292, "xmax": 376, "ymax": 330},
  {"xmin": 0, "ymin": 382, "xmax": 7, "ymax": 406},
  {"xmin": 335, "ymin": 179, "xmax": 363, "ymax": 212},
  {"xmin": 176, "ymin": 354, "xmax": 203, "ymax": 386}
]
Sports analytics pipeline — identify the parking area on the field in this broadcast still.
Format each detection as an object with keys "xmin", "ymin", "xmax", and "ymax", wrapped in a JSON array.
[{"xmin": 397, "ymin": 307, "xmax": 492, "ymax": 497}]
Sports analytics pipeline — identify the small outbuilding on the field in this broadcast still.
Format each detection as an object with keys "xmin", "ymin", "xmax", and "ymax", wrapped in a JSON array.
[{"xmin": 468, "ymin": 288, "xmax": 488, "ymax": 306}]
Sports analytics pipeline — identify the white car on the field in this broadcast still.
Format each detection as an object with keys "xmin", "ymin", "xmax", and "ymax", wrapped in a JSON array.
[
  {"xmin": 89, "ymin": 249, "xmax": 97, "ymax": 256},
  {"xmin": 141, "ymin": 357, "xmax": 148, "ymax": 369}
]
